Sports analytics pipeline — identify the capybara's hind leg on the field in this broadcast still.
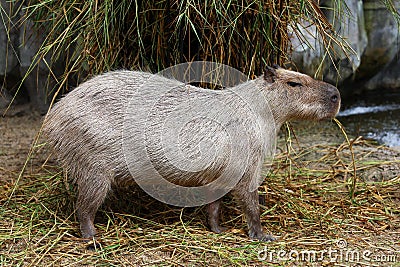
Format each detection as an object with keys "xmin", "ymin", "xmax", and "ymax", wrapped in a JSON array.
[
  {"xmin": 207, "ymin": 199, "xmax": 227, "ymax": 233},
  {"xmin": 76, "ymin": 177, "xmax": 111, "ymax": 238}
]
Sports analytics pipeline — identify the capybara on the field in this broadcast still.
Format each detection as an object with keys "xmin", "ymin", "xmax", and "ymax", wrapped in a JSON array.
[{"xmin": 43, "ymin": 65, "xmax": 340, "ymax": 241}]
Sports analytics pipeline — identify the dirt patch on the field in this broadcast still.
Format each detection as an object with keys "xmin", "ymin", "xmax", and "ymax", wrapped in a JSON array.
[
  {"xmin": 0, "ymin": 105, "xmax": 45, "ymax": 183},
  {"xmin": 285, "ymin": 120, "xmax": 400, "ymax": 182}
]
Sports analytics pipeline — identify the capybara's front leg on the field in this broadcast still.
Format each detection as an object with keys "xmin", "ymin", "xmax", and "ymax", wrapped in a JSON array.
[{"xmin": 232, "ymin": 189, "xmax": 275, "ymax": 241}]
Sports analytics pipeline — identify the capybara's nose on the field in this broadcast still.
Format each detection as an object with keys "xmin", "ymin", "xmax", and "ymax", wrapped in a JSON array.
[
  {"xmin": 330, "ymin": 93, "xmax": 339, "ymax": 103},
  {"xmin": 327, "ymin": 86, "xmax": 341, "ymax": 104}
]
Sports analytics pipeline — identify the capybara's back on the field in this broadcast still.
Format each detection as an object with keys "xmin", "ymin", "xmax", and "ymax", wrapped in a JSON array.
[{"xmin": 44, "ymin": 71, "xmax": 148, "ymax": 181}]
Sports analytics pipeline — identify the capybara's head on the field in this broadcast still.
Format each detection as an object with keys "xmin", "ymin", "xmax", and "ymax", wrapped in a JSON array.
[{"xmin": 263, "ymin": 65, "xmax": 341, "ymax": 122}]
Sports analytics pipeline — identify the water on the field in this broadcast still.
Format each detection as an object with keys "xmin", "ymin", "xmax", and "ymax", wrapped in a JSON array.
[{"xmin": 337, "ymin": 89, "xmax": 400, "ymax": 148}]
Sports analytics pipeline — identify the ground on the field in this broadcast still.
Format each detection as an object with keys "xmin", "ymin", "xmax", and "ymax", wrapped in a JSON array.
[{"xmin": 0, "ymin": 105, "xmax": 399, "ymax": 266}]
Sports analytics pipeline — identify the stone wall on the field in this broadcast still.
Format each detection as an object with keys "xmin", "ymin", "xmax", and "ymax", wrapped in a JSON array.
[
  {"xmin": 290, "ymin": 0, "xmax": 400, "ymax": 92},
  {"xmin": 0, "ymin": 1, "xmax": 59, "ymax": 114},
  {"xmin": 1, "ymin": 0, "xmax": 399, "ymax": 112}
]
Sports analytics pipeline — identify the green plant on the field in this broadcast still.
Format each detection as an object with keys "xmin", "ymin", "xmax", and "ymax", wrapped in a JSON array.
[{"xmin": 22, "ymin": 0, "xmax": 350, "ymax": 87}]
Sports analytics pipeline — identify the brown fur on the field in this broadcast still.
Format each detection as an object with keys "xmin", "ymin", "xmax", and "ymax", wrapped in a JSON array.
[{"xmin": 43, "ymin": 66, "xmax": 340, "ymax": 241}]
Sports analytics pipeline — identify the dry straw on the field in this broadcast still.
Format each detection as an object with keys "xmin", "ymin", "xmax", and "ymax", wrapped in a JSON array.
[
  {"xmin": 20, "ymin": 0, "xmax": 353, "ymax": 87},
  {"xmin": 1, "ymin": 133, "xmax": 399, "ymax": 265},
  {"xmin": 1, "ymin": 0, "xmax": 399, "ymax": 266}
]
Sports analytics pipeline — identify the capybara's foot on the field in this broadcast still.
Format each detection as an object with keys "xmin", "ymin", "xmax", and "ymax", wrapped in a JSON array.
[
  {"xmin": 210, "ymin": 225, "xmax": 228, "ymax": 234},
  {"xmin": 83, "ymin": 238, "xmax": 102, "ymax": 251},
  {"xmin": 249, "ymin": 232, "xmax": 276, "ymax": 242},
  {"xmin": 208, "ymin": 200, "xmax": 227, "ymax": 234},
  {"xmin": 79, "ymin": 219, "xmax": 97, "ymax": 239}
]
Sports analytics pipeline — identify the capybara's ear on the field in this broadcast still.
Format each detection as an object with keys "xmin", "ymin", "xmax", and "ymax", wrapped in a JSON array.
[
  {"xmin": 271, "ymin": 64, "xmax": 281, "ymax": 69},
  {"xmin": 264, "ymin": 65, "xmax": 278, "ymax": 83}
]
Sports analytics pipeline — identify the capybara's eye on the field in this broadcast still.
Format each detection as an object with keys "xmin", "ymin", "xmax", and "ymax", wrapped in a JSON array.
[{"xmin": 287, "ymin": 81, "xmax": 302, "ymax": 87}]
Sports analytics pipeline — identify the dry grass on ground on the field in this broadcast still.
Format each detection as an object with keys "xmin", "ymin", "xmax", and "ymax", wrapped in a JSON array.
[{"xmin": 0, "ymin": 109, "xmax": 399, "ymax": 266}]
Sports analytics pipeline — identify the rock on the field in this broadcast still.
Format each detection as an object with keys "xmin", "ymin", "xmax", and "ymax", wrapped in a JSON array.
[
  {"xmin": 290, "ymin": 0, "xmax": 368, "ymax": 85},
  {"xmin": 358, "ymin": 0, "xmax": 400, "ymax": 90},
  {"xmin": 364, "ymin": 53, "xmax": 400, "ymax": 90},
  {"xmin": 18, "ymin": 15, "xmax": 52, "ymax": 114},
  {"xmin": 0, "ymin": 86, "xmax": 12, "ymax": 109},
  {"xmin": 290, "ymin": 0, "xmax": 400, "ymax": 91},
  {"xmin": 357, "ymin": 0, "xmax": 400, "ymax": 81},
  {"xmin": 289, "ymin": 21, "xmax": 325, "ymax": 78},
  {"xmin": 0, "ymin": 0, "xmax": 19, "ymax": 76},
  {"xmin": 0, "ymin": 0, "xmax": 60, "ymax": 114},
  {"xmin": 322, "ymin": 0, "xmax": 368, "ymax": 84}
]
